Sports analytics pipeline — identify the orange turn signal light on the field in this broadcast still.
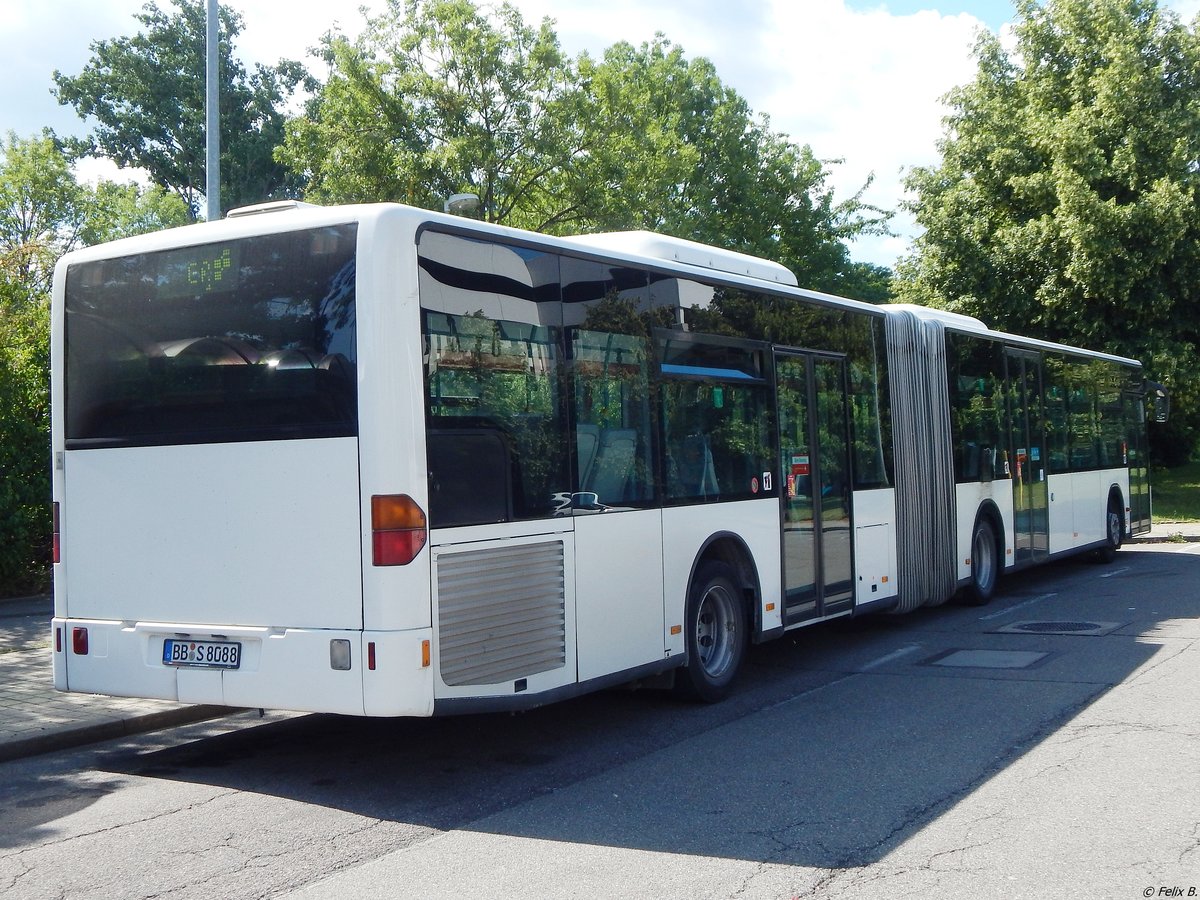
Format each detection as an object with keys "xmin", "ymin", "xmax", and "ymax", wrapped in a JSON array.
[{"xmin": 371, "ymin": 494, "xmax": 427, "ymax": 566}]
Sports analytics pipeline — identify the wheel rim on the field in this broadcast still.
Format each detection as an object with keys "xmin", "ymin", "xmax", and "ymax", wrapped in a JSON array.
[
  {"xmin": 1108, "ymin": 508, "xmax": 1122, "ymax": 547},
  {"xmin": 695, "ymin": 583, "xmax": 737, "ymax": 679},
  {"xmin": 973, "ymin": 525, "xmax": 995, "ymax": 593}
]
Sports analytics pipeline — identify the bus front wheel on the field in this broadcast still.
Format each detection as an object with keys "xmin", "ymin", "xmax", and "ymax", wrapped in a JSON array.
[{"xmin": 677, "ymin": 561, "xmax": 746, "ymax": 702}]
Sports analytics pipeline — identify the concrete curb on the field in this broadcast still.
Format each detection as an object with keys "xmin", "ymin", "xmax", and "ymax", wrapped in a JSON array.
[
  {"xmin": 0, "ymin": 704, "xmax": 232, "ymax": 764},
  {"xmin": 1129, "ymin": 524, "xmax": 1200, "ymax": 543}
]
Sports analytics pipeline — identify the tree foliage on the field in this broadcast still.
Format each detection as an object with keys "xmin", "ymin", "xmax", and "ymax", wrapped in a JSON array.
[
  {"xmin": 279, "ymin": 0, "xmax": 890, "ymax": 297},
  {"xmin": 0, "ymin": 300, "xmax": 50, "ymax": 596},
  {"xmin": 53, "ymin": 0, "xmax": 312, "ymax": 218},
  {"xmin": 0, "ymin": 133, "xmax": 187, "ymax": 596},
  {"xmin": 572, "ymin": 37, "xmax": 890, "ymax": 294},
  {"xmin": 898, "ymin": 0, "xmax": 1200, "ymax": 461},
  {"xmin": 0, "ymin": 131, "xmax": 90, "ymax": 298},
  {"xmin": 279, "ymin": 0, "xmax": 583, "ymax": 231}
]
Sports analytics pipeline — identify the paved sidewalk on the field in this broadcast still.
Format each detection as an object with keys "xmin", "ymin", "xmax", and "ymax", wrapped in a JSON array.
[
  {"xmin": 1129, "ymin": 519, "xmax": 1200, "ymax": 542},
  {"xmin": 1, "ymin": 519, "xmax": 1197, "ymax": 765},
  {"xmin": 0, "ymin": 595, "xmax": 229, "ymax": 764}
]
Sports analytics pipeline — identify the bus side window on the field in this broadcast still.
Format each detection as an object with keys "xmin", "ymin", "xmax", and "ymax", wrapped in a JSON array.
[
  {"xmin": 427, "ymin": 427, "xmax": 513, "ymax": 528},
  {"xmin": 667, "ymin": 433, "xmax": 719, "ymax": 499}
]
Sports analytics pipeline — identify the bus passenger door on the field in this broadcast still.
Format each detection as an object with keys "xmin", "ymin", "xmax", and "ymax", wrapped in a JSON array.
[
  {"xmin": 775, "ymin": 351, "xmax": 854, "ymax": 624},
  {"xmin": 1006, "ymin": 349, "xmax": 1049, "ymax": 565},
  {"xmin": 1125, "ymin": 391, "xmax": 1151, "ymax": 534}
]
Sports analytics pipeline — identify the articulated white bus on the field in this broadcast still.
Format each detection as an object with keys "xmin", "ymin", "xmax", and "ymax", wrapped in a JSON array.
[{"xmin": 50, "ymin": 202, "xmax": 1164, "ymax": 715}]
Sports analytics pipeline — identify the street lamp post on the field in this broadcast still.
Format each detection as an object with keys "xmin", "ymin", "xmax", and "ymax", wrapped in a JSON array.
[{"xmin": 205, "ymin": 0, "xmax": 220, "ymax": 221}]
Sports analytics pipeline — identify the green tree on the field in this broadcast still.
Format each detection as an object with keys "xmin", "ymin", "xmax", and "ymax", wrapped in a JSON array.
[
  {"xmin": 573, "ymin": 37, "xmax": 890, "ymax": 295},
  {"xmin": 53, "ymin": 0, "xmax": 312, "ymax": 218},
  {"xmin": 86, "ymin": 180, "xmax": 192, "ymax": 244},
  {"xmin": 280, "ymin": 0, "xmax": 584, "ymax": 231},
  {"xmin": 0, "ymin": 131, "xmax": 191, "ymax": 298},
  {"xmin": 0, "ymin": 133, "xmax": 187, "ymax": 596},
  {"xmin": 0, "ymin": 131, "xmax": 90, "ymax": 298},
  {"xmin": 0, "ymin": 299, "xmax": 50, "ymax": 596},
  {"xmin": 281, "ymin": 3, "xmax": 889, "ymax": 296},
  {"xmin": 898, "ymin": 0, "xmax": 1200, "ymax": 462}
]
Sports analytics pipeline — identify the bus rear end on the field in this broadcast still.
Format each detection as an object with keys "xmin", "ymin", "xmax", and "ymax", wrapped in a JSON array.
[{"xmin": 50, "ymin": 212, "xmax": 419, "ymax": 715}]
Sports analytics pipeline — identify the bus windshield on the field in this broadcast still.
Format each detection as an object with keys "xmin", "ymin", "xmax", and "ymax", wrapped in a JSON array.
[{"xmin": 64, "ymin": 224, "xmax": 358, "ymax": 448}]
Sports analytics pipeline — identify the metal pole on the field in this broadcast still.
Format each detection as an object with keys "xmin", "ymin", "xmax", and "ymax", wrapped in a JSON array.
[{"xmin": 205, "ymin": 0, "xmax": 220, "ymax": 221}]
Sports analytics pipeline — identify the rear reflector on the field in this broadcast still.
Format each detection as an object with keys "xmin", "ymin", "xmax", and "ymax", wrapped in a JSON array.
[
  {"xmin": 329, "ymin": 639, "xmax": 352, "ymax": 671},
  {"xmin": 371, "ymin": 495, "xmax": 427, "ymax": 566},
  {"xmin": 72, "ymin": 627, "xmax": 89, "ymax": 655}
]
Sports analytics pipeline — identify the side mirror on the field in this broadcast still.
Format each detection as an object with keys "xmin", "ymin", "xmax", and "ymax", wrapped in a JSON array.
[{"xmin": 1149, "ymin": 382, "xmax": 1170, "ymax": 424}]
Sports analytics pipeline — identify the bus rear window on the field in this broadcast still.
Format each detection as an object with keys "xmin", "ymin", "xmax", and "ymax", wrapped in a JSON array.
[{"xmin": 65, "ymin": 224, "xmax": 358, "ymax": 448}]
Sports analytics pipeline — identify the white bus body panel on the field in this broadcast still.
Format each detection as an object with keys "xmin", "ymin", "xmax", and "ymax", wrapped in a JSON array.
[
  {"xmin": 60, "ymin": 438, "xmax": 362, "ymax": 629},
  {"xmin": 955, "ymin": 480, "xmax": 1016, "ymax": 582},
  {"xmin": 851, "ymin": 488, "xmax": 898, "ymax": 607},
  {"xmin": 354, "ymin": 207, "xmax": 438, "ymax": 635},
  {"xmin": 1047, "ymin": 468, "xmax": 1129, "ymax": 554},
  {"xmin": 661, "ymin": 499, "xmax": 783, "ymax": 649},
  {"xmin": 574, "ymin": 510, "xmax": 666, "ymax": 682}
]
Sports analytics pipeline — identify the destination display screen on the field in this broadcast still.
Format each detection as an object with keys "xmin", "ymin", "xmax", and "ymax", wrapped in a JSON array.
[{"xmin": 156, "ymin": 242, "xmax": 242, "ymax": 299}]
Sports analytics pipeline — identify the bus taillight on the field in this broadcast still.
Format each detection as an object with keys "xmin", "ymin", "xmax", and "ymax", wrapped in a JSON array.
[
  {"xmin": 52, "ymin": 501, "xmax": 60, "ymax": 564},
  {"xmin": 371, "ymin": 495, "xmax": 427, "ymax": 566}
]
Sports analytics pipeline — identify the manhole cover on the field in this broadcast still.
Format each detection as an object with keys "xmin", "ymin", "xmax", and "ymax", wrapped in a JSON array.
[{"xmin": 991, "ymin": 620, "xmax": 1125, "ymax": 637}]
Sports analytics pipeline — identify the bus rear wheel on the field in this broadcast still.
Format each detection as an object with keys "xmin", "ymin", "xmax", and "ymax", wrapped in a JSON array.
[
  {"xmin": 962, "ymin": 517, "xmax": 1000, "ymax": 606},
  {"xmin": 677, "ymin": 561, "xmax": 746, "ymax": 702}
]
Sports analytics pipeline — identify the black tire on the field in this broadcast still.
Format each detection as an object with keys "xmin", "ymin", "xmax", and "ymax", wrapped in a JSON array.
[
  {"xmin": 962, "ymin": 517, "xmax": 1000, "ymax": 606},
  {"xmin": 676, "ymin": 561, "xmax": 747, "ymax": 702},
  {"xmin": 1097, "ymin": 495, "xmax": 1123, "ymax": 563}
]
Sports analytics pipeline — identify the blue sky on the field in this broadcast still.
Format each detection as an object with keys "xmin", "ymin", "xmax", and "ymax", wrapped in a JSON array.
[
  {"xmin": 849, "ymin": 0, "xmax": 1014, "ymax": 29},
  {"xmin": 2, "ymin": 1, "xmax": 1194, "ymax": 266}
]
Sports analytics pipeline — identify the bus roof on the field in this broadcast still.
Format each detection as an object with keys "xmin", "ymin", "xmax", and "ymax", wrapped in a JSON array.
[
  {"xmin": 562, "ymin": 231, "xmax": 798, "ymax": 287},
  {"xmin": 884, "ymin": 303, "xmax": 1141, "ymax": 368}
]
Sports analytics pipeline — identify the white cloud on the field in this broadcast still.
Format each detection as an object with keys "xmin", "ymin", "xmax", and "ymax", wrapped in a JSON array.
[
  {"xmin": 759, "ymin": 1, "xmax": 987, "ymax": 266},
  {"xmin": 503, "ymin": 0, "xmax": 988, "ymax": 267},
  {"xmin": 5, "ymin": 0, "xmax": 997, "ymax": 268}
]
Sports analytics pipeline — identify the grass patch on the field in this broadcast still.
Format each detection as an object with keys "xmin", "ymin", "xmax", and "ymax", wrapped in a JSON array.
[{"xmin": 1153, "ymin": 461, "xmax": 1200, "ymax": 523}]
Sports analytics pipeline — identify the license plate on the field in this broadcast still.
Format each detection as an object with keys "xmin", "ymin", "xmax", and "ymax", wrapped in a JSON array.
[{"xmin": 163, "ymin": 639, "xmax": 241, "ymax": 669}]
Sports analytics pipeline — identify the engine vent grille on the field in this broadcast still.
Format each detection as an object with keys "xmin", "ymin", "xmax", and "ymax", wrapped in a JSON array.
[{"xmin": 437, "ymin": 541, "xmax": 566, "ymax": 686}]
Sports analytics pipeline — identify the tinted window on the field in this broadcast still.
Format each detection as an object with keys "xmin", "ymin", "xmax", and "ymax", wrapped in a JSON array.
[
  {"xmin": 947, "ymin": 333, "xmax": 1006, "ymax": 482},
  {"xmin": 420, "ymin": 232, "xmax": 569, "ymax": 527},
  {"xmin": 566, "ymin": 260, "xmax": 658, "ymax": 510},
  {"xmin": 659, "ymin": 333, "xmax": 773, "ymax": 504},
  {"xmin": 65, "ymin": 224, "xmax": 358, "ymax": 448}
]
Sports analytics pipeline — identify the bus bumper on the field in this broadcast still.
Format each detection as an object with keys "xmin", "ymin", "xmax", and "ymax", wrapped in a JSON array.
[{"xmin": 51, "ymin": 618, "xmax": 435, "ymax": 717}]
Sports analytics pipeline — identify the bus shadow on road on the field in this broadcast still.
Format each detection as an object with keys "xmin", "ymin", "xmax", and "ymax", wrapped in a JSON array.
[{"xmin": 95, "ymin": 546, "xmax": 1199, "ymax": 871}]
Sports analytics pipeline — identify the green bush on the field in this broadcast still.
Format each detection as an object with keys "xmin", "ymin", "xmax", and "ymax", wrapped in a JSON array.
[{"xmin": 0, "ymin": 297, "xmax": 51, "ymax": 597}]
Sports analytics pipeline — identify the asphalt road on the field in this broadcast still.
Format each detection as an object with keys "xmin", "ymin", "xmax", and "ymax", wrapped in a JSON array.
[{"xmin": 1, "ymin": 543, "xmax": 1198, "ymax": 899}]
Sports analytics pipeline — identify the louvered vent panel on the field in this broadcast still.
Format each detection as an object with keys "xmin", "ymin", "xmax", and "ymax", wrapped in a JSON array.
[{"xmin": 437, "ymin": 541, "xmax": 566, "ymax": 686}]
